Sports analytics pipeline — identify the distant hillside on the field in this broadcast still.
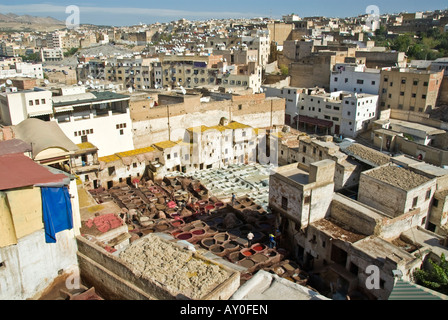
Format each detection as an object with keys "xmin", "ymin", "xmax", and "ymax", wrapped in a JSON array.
[{"xmin": 0, "ymin": 13, "xmax": 64, "ymax": 25}]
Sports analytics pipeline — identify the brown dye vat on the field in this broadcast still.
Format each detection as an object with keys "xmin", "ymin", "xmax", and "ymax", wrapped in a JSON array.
[
  {"xmin": 228, "ymin": 251, "xmax": 243, "ymax": 263},
  {"xmin": 214, "ymin": 233, "xmax": 230, "ymax": 243},
  {"xmin": 201, "ymin": 238, "xmax": 215, "ymax": 249},
  {"xmin": 209, "ymin": 244, "xmax": 226, "ymax": 256},
  {"xmin": 155, "ymin": 223, "xmax": 170, "ymax": 232},
  {"xmin": 141, "ymin": 228, "xmax": 154, "ymax": 236},
  {"xmin": 238, "ymin": 259, "xmax": 255, "ymax": 269},
  {"xmin": 222, "ymin": 240, "xmax": 240, "ymax": 253},
  {"xmin": 155, "ymin": 204, "xmax": 166, "ymax": 211},
  {"xmin": 250, "ymin": 253, "xmax": 268, "ymax": 264}
]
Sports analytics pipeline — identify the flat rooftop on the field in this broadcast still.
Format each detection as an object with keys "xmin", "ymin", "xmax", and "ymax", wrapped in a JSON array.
[
  {"xmin": 364, "ymin": 164, "xmax": 432, "ymax": 191},
  {"xmin": 275, "ymin": 164, "xmax": 310, "ymax": 185}
]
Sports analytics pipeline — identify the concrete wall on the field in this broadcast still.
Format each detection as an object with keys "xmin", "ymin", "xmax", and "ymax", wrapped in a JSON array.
[
  {"xmin": 395, "ymin": 136, "xmax": 448, "ymax": 167},
  {"xmin": 438, "ymin": 76, "xmax": 448, "ymax": 105},
  {"xmin": 131, "ymin": 95, "xmax": 285, "ymax": 150},
  {"xmin": 0, "ymin": 229, "xmax": 78, "ymax": 300}
]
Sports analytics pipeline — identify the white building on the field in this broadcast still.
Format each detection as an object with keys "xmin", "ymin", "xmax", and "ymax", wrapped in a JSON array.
[
  {"xmin": 297, "ymin": 89, "xmax": 379, "ymax": 138},
  {"xmin": 0, "ymin": 88, "xmax": 53, "ymax": 125},
  {"xmin": 0, "ymin": 62, "xmax": 44, "ymax": 79},
  {"xmin": 262, "ymin": 85, "xmax": 303, "ymax": 126},
  {"xmin": 330, "ymin": 63, "xmax": 381, "ymax": 95},
  {"xmin": 52, "ymin": 88, "xmax": 134, "ymax": 157}
]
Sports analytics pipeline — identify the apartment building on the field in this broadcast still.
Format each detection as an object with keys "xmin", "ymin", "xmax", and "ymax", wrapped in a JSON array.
[
  {"xmin": 51, "ymin": 87, "xmax": 133, "ymax": 157},
  {"xmin": 297, "ymin": 89, "xmax": 379, "ymax": 138},
  {"xmin": 0, "ymin": 87, "xmax": 53, "ymax": 126},
  {"xmin": 40, "ymin": 48, "xmax": 64, "ymax": 62},
  {"xmin": 330, "ymin": 62, "xmax": 381, "ymax": 95},
  {"xmin": 379, "ymin": 68, "xmax": 444, "ymax": 113}
]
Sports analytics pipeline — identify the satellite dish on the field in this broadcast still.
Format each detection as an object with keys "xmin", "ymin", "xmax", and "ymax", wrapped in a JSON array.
[
  {"xmin": 78, "ymin": 81, "xmax": 83, "ymax": 86},
  {"xmin": 128, "ymin": 87, "xmax": 133, "ymax": 93},
  {"xmin": 44, "ymin": 79, "xmax": 50, "ymax": 85},
  {"xmin": 6, "ymin": 79, "xmax": 12, "ymax": 85},
  {"xmin": 180, "ymin": 86, "xmax": 186, "ymax": 95}
]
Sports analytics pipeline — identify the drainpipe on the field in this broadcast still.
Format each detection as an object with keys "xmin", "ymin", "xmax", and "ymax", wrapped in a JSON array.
[
  {"xmin": 167, "ymin": 105, "xmax": 171, "ymax": 141},
  {"xmin": 306, "ymin": 189, "xmax": 313, "ymax": 238}
]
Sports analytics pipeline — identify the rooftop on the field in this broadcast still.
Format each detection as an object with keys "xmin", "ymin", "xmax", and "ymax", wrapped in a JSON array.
[
  {"xmin": 152, "ymin": 140, "xmax": 179, "ymax": 150},
  {"xmin": 364, "ymin": 164, "xmax": 432, "ymax": 191}
]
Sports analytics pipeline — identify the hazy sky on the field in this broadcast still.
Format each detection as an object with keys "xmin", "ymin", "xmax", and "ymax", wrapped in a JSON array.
[{"xmin": 0, "ymin": 1, "xmax": 447, "ymax": 26}]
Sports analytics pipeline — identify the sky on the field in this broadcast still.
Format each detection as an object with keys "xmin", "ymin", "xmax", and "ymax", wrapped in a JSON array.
[{"xmin": 0, "ymin": 0, "xmax": 447, "ymax": 26}]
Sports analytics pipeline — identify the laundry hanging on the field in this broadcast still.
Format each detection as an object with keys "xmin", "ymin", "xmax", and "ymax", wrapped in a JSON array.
[{"xmin": 41, "ymin": 187, "xmax": 73, "ymax": 243}]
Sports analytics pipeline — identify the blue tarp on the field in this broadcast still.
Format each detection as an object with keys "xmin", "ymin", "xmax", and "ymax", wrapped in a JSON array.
[{"xmin": 41, "ymin": 187, "xmax": 73, "ymax": 243}]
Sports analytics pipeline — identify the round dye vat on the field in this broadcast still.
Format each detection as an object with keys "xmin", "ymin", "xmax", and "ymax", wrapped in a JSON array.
[
  {"xmin": 205, "ymin": 205, "xmax": 215, "ymax": 211},
  {"xmin": 241, "ymin": 249, "xmax": 255, "ymax": 257},
  {"xmin": 251, "ymin": 253, "xmax": 268, "ymax": 263},
  {"xmin": 239, "ymin": 259, "xmax": 255, "ymax": 269},
  {"xmin": 177, "ymin": 232, "xmax": 193, "ymax": 241},
  {"xmin": 171, "ymin": 230, "xmax": 182, "ymax": 238},
  {"xmin": 155, "ymin": 223, "xmax": 169, "ymax": 232},
  {"xmin": 201, "ymin": 238, "xmax": 215, "ymax": 248},
  {"xmin": 228, "ymin": 252, "xmax": 241, "ymax": 263},
  {"xmin": 171, "ymin": 220, "xmax": 183, "ymax": 228},
  {"xmin": 223, "ymin": 241, "xmax": 238, "ymax": 250},
  {"xmin": 210, "ymin": 244, "xmax": 225, "ymax": 254},
  {"xmin": 252, "ymin": 244, "xmax": 266, "ymax": 252},
  {"xmin": 214, "ymin": 233, "xmax": 229, "ymax": 243},
  {"xmin": 192, "ymin": 229, "xmax": 206, "ymax": 236}
]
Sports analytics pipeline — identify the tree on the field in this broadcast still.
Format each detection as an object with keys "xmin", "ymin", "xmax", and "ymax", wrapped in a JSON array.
[{"xmin": 413, "ymin": 253, "xmax": 448, "ymax": 295}]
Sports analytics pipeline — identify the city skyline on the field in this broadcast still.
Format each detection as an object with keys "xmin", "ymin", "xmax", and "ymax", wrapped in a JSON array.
[{"xmin": 0, "ymin": 0, "xmax": 447, "ymax": 26}]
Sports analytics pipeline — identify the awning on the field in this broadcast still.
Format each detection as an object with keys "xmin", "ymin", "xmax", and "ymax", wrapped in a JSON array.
[
  {"xmin": 54, "ymin": 106, "xmax": 74, "ymax": 113},
  {"xmin": 28, "ymin": 110, "xmax": 54, "ymax": 117},
  {"xmin": 389, "ymin": 279, "xmax": 448, "ymax": 300},
  {"xmin": 296, "ymin": 115, "xmax": 333, "ymax": 128}
]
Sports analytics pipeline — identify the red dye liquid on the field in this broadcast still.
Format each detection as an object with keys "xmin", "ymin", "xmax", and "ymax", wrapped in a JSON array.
[
  {"xmin": 172, "ymin": 221, "xmax": 181, "ymax": 227},
  {"xmin": 177, "ymin": 233, "xmax": 192, "ymax": 240},
  {"xmin": 253, "ymin": 245, "xmax": 264, "ymax": 252},
  {"xmin": 242, "ymin": 250, "xmax": 253, "ymax": 257},
  {"xmin": 192, "ymin": 229, "xmax": 205, "ymax": 235}
]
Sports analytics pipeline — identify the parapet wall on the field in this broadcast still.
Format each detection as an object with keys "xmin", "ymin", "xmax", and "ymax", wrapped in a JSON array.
[{"xmin": 76, "ymin": 235, "xmax": 240, "ymax": 300}]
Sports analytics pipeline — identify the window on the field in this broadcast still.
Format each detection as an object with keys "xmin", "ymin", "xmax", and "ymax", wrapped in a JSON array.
[
  {"xmin": 173, "ymin": 152, "xmax": 178, "ymax": 158},
  {"xmin": 357, "ymin": 79, "xmax": 364, "ymax": 84},
  {"xmin": 29, "ymin": 100, "xmax": 33, "ymax": 106},
  {"xmin": 422, "ymin": 95, "xmax": 427, "ymax": 99},
  {"xmin": 35, "ymin": 99, "xmax": 40, "ymax": 105},
  {"xmin": 412, "ymin": 197, "xmax": 418, "ymax": 208},
  {"xmin": 133, "ymin": 163, "xmax": 137, "ymax": 168},
  {"xmin": 108, "ymin": 166, "xmax": 115, "ymax": 176},
  {"xmin": 119, "ymin": 129, "xmax": 124, "ymax": 135},
  {"xmin": 41, "ymin": 99, "xmax": 46, "ymax": 104},
  {"xmin": 167, "ymin": 154, "xmax": 171, "ymax": 160},
  {"xmin": 371, "ymin": 81, "xmax": 376, "ymax": 85},
  {"xmin": 400, "ymin": 92, "xmax": 405, "ymax": 96},
  {"xmin": 303, "ymin": 146, "xmax": 307, "ymax": 153},
  {"xmin": 281, "ymin": 197, "xmax": 288, "ymax": 210},
  {"xmin": 426, "ymin": 189, "xmax": 432, "ymax": 200},
  {"xmin": 433, "ymin": 198, "xmax": 439, "ymax": 207},
  {"xmin": 423, "ymin": 81, "xmax": 428, "ymax": 87},
  {"xmin": 401, "ymin": 79, "xmax": 406, "ymax": 84}
]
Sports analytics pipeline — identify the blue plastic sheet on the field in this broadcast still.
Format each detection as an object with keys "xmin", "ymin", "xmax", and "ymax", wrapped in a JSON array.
[{"xmin": 41, "ymin": 187, "xmax": 73, "ymax": 243}]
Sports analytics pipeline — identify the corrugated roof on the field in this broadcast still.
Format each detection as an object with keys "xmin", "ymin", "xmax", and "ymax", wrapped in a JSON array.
[
  {"xmin": 0, "ymin": 139, "xmax": 32, "ymax": 156},
  {"xmin": 389, "ymin": 279, "xmax": 448, "ymax": 300},
  {"xmin": 0, "ymin": 153, "xmax": 68, "ymax": 190}
]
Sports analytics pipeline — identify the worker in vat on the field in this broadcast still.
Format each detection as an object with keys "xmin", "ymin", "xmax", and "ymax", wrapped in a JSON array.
[
  {"xmin": 231, "ymin": 193, "xmax": 236, "ymax": 206},
  {"xmin": 269, "ymin": 233, "xmax": 276, "ymax": 249},
  {"xmin": 247, "ymin": 232, "xmax": 254, "ymax": 247}
]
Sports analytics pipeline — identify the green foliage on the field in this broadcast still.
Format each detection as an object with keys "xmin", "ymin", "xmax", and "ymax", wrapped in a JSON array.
[
  {"xmin": 64, "ymin": 47, "xmax": 79, "ymax": 57},
  {"xmin": 20, "ymin": 52, "xmax": 41, "ymax": 62},
  {"xmin": 279, "ymin": 64, "xmax": 289, "ymax": 76},
  {"xmin": 414, "ymin": 253, "xmax": 448, "ymax": 295},
  {"xmin": 370, "ymin": 27, "xmax": 448, "ymax": 60}
]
